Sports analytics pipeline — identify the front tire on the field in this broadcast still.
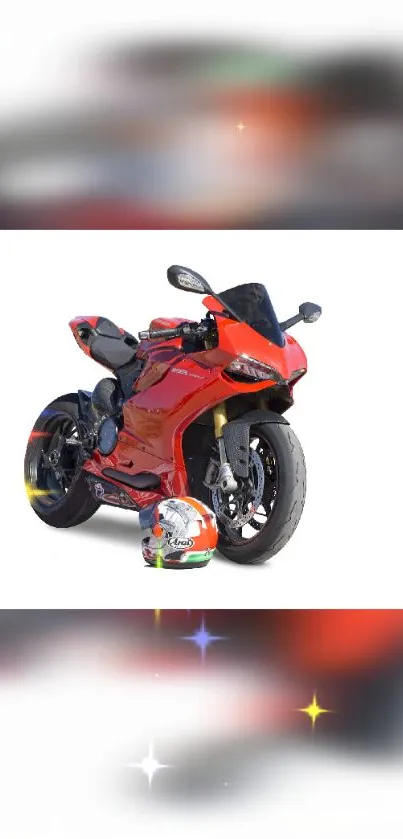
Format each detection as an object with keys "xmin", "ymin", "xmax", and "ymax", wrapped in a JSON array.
[
  {"xmin": 211, "ymin": 422, "xmax": 306, "ymax": 564},
  {"xmin": 24, "ymin": 394, "xmax": 100, "ymax": 528}
]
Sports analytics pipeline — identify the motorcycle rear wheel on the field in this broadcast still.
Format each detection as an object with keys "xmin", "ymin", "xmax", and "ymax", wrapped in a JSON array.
[{"xmin": 24, "ymin": 394, "xmax": 100, "ymax": 528}]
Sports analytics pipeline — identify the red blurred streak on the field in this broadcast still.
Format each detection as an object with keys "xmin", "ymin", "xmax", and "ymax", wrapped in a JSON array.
[
  {"xmin": 28, "ymin": 431, "xmax": 51, "ymax": 441},
  {"xmin": 214, "ymin": 88, "xmax": 325, "ymax": 126},
  {"xmin": 109, "ymin": 611, "xmax": 403, "ymax": 675},
  {"xmin": 116, "ymin": 649, "xmax": 299, "ymax": 734},
  {"xmin": 277, "ymin": 610, "xmax": 403, "ymax": 673},
  {"xmin": 240, "ymin": 689, "xmax": 302, "ymax": 732},
  {"xmin": 12, "ymin": 201, "xmax": 222, "ymax": 230},
  {"xmin": 117, "ymin": 649, "xmax": 228, "ymax": 674}
]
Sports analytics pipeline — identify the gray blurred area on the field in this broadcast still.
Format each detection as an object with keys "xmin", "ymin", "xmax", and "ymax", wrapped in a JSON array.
[
  {"xmin": 0, "ymin": 609, "xmax": 402, "ymax": 753},
  {"xmin": 0, "ymin": 610, "xmax": 402, "ymax": 836},
  {"xmin": 1, "ymin": 39, "xmax": 403, "ymax": 228}
]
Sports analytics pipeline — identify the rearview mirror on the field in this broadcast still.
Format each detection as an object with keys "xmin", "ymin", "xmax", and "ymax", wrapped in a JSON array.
[
  {"xmin": 299, "ymin": 302, "xmax": 322, "ymax": 323},
  {"xmin": 167, "ymin": 265, "xmax": 212, "ymax": 295}
]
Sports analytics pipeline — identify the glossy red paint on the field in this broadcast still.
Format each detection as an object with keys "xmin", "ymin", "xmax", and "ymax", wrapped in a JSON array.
[{"xmin": 76, "ymin": 301, "xmax": 307, "ymax": 509}]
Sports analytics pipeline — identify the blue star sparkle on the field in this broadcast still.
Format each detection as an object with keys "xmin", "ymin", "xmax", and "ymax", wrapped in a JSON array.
[{"xmin": 181, "ymin": 617, "xmax": 227, "ymax": 661}]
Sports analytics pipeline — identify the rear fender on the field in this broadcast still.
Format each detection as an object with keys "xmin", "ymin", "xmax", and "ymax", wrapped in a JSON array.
[{"xmin": 222, "ymin": 410, "xmax": 289, "ymax": 478}]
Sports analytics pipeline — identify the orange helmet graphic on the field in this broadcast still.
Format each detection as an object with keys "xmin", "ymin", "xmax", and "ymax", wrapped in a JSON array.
[{"xmin": 142, "ymin": 497, "xmax": 218, "ymax": 568}]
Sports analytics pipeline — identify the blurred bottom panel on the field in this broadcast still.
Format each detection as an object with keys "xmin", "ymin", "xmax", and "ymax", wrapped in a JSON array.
[{"xmin": 0, "ymin": 610, "xmax": 402, "ymax": 837}]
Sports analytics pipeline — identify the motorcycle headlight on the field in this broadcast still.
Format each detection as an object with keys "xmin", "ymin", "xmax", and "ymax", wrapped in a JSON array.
[{"xmin": 225, "ymin": 354, "xmax": 282, "ymax": 382}]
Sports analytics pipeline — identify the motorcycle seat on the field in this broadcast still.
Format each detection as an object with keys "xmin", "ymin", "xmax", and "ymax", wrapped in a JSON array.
[{"xmin": 87, "ymin": 317, "xmax": 138, "ymax": 371}]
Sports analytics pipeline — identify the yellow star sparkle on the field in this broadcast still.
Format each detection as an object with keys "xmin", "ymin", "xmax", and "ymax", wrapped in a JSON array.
[
  {"xmin": 298, "ymin": 692, "xmax": 332, "ymax": 729},
  {"xmin": 236, "ymin": 121, "xmax": 246, "ymax": 132}
]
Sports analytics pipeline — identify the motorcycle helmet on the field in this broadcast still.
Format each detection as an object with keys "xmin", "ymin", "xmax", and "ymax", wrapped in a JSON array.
[{"xmin": 141, "ymin": 497, "xmax": 218, "ymax": 568}]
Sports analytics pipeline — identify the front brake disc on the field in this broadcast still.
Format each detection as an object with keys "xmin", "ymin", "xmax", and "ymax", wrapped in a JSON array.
[{"xmin": 211, "ymin": 449, "xmax": 265, "ymax": 530}]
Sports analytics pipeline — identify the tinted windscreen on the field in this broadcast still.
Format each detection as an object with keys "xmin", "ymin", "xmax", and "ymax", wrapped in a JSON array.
[{"xmin": 219, "ymin": 283, "xmax": 285, "ymax": 347}]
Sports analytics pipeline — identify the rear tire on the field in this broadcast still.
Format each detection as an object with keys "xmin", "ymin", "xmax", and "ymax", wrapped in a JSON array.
[
  {"xmin": 24, "ymin": 394, "xmax": 100, "ymax": 528},
  {"xmin": 211, "ymin": 422, "xmax": 306, "ymax": 564}
]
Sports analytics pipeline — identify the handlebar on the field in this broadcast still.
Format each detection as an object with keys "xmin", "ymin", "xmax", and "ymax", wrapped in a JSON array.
[
  {"xmin": 138, "ymin": 321, "xmax": 209, "ymax": 342},
  {"xmin": 138, "ymin": 326, "xmax": 183, "ymax": 340}
]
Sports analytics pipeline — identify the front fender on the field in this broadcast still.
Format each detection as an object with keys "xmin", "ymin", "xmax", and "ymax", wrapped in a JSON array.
[{"xmin": 222, "ymin": 410, "xmax": 289, "ymax": 478}]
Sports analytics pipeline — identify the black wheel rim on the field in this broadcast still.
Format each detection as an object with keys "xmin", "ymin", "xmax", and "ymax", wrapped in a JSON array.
[
  {"xmin": 213, "ymin": 434, "xmax": 278, "ymax": 546},
  {"xmin": 27, "ymin": 411, "xmax": 82, "ymax": 508}
]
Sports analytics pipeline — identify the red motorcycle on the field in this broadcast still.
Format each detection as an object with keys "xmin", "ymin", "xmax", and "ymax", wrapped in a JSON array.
[{"xmin": 25, "ymin": 266, "xmax": 321, "ymax": 564}]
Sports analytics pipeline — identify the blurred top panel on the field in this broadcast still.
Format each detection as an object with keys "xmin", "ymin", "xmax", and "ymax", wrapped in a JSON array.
[{"xmin": 1, "ymin": 38, "xmax": 403, "ymax": 229}]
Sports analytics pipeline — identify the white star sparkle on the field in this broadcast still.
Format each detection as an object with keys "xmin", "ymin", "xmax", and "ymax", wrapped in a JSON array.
[{"xmin": 127, "ymin": 741, "xmax": 170, "ymax": 789}]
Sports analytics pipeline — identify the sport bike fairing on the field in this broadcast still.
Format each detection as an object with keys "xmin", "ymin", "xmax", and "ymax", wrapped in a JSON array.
[{"xmin": 81, "ymin": 288, "xmax": 307, "ymax": 509}]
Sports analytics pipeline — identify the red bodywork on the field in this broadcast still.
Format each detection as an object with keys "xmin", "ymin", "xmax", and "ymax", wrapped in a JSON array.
[{"xmin": 69, "ymin": 296, "xmax": 307, "ymax": 509}]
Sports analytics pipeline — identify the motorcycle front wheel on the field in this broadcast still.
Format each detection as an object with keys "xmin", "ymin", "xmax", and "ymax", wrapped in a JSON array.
[{"xmin": 209, "ymin": 422, "xmax": 306, "ymax": 564}]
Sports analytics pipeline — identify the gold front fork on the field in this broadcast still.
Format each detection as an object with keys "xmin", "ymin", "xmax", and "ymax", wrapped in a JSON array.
[
  {"xmin": 211, "ymin": 400, "xmax": 238, "ymax": 492},
  {"xmin": 213, "ymin": 401, "xmax": 228, "ymax": 439}
]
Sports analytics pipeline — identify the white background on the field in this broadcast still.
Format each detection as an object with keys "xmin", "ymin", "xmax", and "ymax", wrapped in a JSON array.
[{"xmin": 0, "ymin": 229, "xmax": 402, "ymax": 608}]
